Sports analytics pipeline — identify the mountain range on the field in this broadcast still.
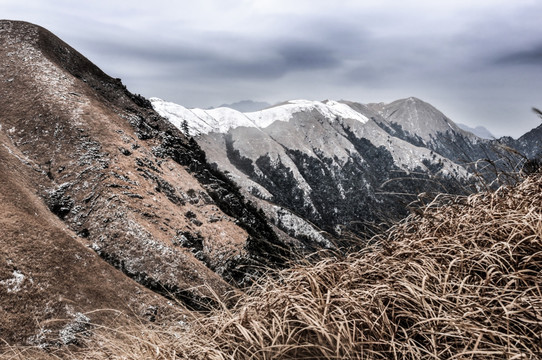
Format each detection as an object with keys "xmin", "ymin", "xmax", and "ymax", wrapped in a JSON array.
[
  {"xmin": 456, "ymin": 123, "xmax": 494, "ymax": 139},
  {"xmin": 1, "ymin": 20, "xmax": 540, "ymax": 348},
  {"xmin": 151, "ymin": 96, "xmax": 541, "ymax": 249}
]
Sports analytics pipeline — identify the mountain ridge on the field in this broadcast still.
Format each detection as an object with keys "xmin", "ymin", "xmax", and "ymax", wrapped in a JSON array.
[{"xmin": 215, "ymin": 100, "xmax": 272, "ymax": 112}]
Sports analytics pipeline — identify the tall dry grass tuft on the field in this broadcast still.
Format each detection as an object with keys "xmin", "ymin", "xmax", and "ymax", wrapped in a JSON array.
[
  {"xmin": 176, "ymin": 174, "xmax": 542, "ymax": 359},
  {"xmin": 3, "ymin": 174, "xmax": 541, "ymax": 359}
]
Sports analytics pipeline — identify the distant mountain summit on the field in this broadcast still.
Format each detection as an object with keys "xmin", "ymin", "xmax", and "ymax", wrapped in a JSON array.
[
  {"xmin": 215, "ymin": 100, "xmax": 271, "ymax": 112},
  {"xmin": 367, "ymin": 97, "xmax": 469, "ymax": 144},
  {"xmin": 456, "ymin": 123, "xmax": 495, "ymax": 139},
  {"xmin": 367, "ymin": 97, "xmax": 500, "ymax": 165}
]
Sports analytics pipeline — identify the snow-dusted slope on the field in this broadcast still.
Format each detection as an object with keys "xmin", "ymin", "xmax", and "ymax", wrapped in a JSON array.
[
  {"xmin": 0, "ymin": 20, "xmax": 293, "ymax": 344},
  {"xmin": 152, "ymin": 96, "xmax": 462, "ymax": 173},
  {"xmin": 150, "ymin": 98, "xmax": 257, "ymax": 135},
  {"xmin": 248, "ymin": 100, "xmax": 369, "ymax": 128}
]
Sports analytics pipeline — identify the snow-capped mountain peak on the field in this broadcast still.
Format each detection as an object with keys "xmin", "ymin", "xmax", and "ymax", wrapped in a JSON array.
[
  {"xmin": 367, "ymin": 97, "xmax": 470, "ymax": 143},
  {"xmin": 149, "ymin": 98, "xmax": 257, "ymax": 135},
  {"xmin": 150, "ymin": 98, "xmax": 369, "ymax": 135},
  {"xmin": 151, "ymin": 95, "xmax": 477, "ymax": 248}
]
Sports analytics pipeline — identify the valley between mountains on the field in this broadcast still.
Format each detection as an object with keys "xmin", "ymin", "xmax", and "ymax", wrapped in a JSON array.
[{"xmin": 0, "ymin": 20, "xmax": 541, "ymax": 352}]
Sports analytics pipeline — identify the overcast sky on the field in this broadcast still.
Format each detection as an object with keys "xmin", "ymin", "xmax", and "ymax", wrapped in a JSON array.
[{"xmin": 3, "ymin": 0, "xmax": 542, "ymax": 137}]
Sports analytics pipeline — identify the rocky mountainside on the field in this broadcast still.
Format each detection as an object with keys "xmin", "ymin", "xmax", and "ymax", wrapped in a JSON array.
[
  {"xmin": 152, "ymin": 98, "xmax": 476, "ymax": 249},
  {"xmin": 0, "ymin": 20, "xmax": 290, "ymax": 345},
  {"xmin": 515, "ymin": 123, "xmax": 542, "ymax": 160}
]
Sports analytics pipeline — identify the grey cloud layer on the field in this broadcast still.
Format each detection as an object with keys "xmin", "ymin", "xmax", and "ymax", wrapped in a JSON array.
[
  {"xmin": 3, "ymin": 1, "xmax": 542, "ymax": 137},
  {"xmin": 496, "ymin": 45, "xmax": 542, "ymax": 66}
]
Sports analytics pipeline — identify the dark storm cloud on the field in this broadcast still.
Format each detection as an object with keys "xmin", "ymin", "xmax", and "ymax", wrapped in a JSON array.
[
  {"xmin": 197, "ymin": 40, "xmax": 342, "ymax": 79},
  {"xmin": 80, "ymin": 32, "xmax": 342, "ymax": 81},
  {"xmin": 72, "ymin": 10, "xmax": 359, "ymax": 83},
  {"xmin": 276, "ymin": 42, "xmax": 340, "ymax": 70},
  {"xmin": 495, "ymin": 45, "xmax": 542, "ymax": 66}
]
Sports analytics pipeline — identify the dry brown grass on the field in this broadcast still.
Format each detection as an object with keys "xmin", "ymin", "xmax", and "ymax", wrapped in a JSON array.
[{"xmin": 3, "ymin": 174, "xmax": 541, "ymax": 359}]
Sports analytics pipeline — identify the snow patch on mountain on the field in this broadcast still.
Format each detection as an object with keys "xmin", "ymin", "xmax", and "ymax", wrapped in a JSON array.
[
  {"xmin": 271, "ymin": 206, "xmax": 333, "ymax": 249},
  {"xmin": 249, "ymin": 100, "xmax": 369, "ymax": 128},
  {"xmin": 150, "ymin": 98, "xmax": 257, "ymax": 135},
  {"xmin": 0, "ymin": 270, "xmax": 31, "ymax": 293}
]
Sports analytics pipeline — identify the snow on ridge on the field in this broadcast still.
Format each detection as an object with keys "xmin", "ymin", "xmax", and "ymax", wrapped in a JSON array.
[
  {"xmin": 150, "ymin": 98, "xmax": 369, "ymax": 135},
  {"xmin": 194, "ymin": 107, "xmax": 258, "ymax": 134},
  {"xmin": 150, "ymin": 98, "xmax": 257, "ymax": 135},
  {"xmin": 149, "ymin": 98, "xmax": 210, "ymax": 135},
  {"xmin": 324, "ymin": 100, "xmax": 369, "ymax": 124},
  {"xmin": 246, "ymin": 100, "xmax": 369, "ymax": 128}
]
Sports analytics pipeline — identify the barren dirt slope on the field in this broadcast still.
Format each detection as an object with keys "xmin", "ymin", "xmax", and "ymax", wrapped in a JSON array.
[{"xmin": 0, "ymin": 130, "xmax": 175, "ymax": 346}]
